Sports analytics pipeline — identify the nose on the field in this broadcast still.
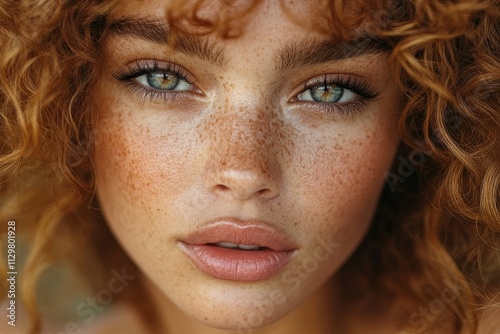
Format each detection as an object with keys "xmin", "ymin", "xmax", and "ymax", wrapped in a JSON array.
[{"xmin": 202, "ymin": 110, "xmax": 281, "ymax": 201}]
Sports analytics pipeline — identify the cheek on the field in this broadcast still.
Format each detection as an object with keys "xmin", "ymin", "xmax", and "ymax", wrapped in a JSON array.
[
  {"xmin": 286, "ymin": 111, "xmax": 399, "ymax": 277},
  {"xmin": 93, "ymin": 111, "xmax": 193, "ymax": 247},
  {"xmin": 301, "ymin": 129, "xmax": 395, "ymax": 225}
]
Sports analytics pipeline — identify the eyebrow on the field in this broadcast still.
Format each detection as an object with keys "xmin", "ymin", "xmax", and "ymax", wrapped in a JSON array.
[
  {"xmin": 107, "ymin": 17, "xmax": 227, "ymax": 67},
  {"xmin": 106, "ymin": 17, "xmax": 391, "ymax": 71},
  {"xmin": 277, "ymin": 36, "xmax": 393, "ymax": 72}
]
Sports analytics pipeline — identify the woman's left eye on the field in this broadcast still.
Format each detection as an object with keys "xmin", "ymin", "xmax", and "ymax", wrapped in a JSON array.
[
  {"xmin": 292, "ymin": 75, "xmax": 380, "ymax": 116},
  {"xmin": 134, "ymin": 71, "xmax": 193, "ymax": 91},
  {"xmin": 297, "ymin": 84, "xmax": 356, "ymax": 103}
]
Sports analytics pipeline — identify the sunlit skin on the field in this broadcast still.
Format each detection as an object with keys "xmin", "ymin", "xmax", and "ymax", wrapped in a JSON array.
[{"xmin": 92, "ymin": 0, "xmax": 402, "ymax": 333}]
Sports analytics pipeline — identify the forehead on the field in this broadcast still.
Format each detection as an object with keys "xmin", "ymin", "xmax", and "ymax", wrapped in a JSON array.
[
  {"xmin": 106, "ymin": 0, "xmax": 379, "ymax": 41},
  {"xmin": 104, "ymin": 0, "xmax": 391, "ymax": 70}
]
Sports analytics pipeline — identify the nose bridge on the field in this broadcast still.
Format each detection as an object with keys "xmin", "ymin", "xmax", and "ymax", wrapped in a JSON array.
[
  {"xmin": 202, "ymin": 104, "xmax": 281, "ymax": 200},
  {"xmin": 216, "ymin": 108, "xmax": 272, "ymax": 165}
]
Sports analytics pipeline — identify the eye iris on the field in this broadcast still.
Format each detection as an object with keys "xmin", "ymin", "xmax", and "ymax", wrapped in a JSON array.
[
  {"xmin": 147, "ymin": 72, "xmax": 179, "ymax": 90},
  {"xmin": 311, "ymin": 85, "xmax": 343, "ymax": 103}
]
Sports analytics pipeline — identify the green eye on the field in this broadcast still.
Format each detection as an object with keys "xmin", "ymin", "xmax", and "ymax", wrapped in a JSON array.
[
  {"xmin": 310, "ymin": 85, "xmax": 344, "ymax": 103},
  {"xmin": 135, "ymin": 71, "xmax": 193, "ymax": 91},
  {"xmin": 146, "ymin": 72, "xmax": 180, "ymax": 90},
  {"xmin": 298, "ymin": 84, "xmax": 355, "ymax": 104}
]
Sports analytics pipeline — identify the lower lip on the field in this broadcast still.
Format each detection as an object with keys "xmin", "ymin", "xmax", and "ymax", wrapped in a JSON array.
[{"xmin": 179, "ymin": 243, "xmax": 296, "ymax": 282}]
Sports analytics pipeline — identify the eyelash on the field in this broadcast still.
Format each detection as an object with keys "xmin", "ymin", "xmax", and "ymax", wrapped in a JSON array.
[
  {"xmin": 112, "ymin": 60, "xmax": 197, "ymax": 102},
  {"xmin": 112, "ymin": 61, "xmax": 380, "ymax": 117},
  {"xmin": 295, "ymin": 75, "xmax": 380, "ymax": 117}
]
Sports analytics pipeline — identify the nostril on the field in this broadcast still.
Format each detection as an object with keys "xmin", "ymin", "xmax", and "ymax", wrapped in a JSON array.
[
  {"xmin": 208, "ymin": 168, "xmax": 280, "ymax": 201},
  {"xmin": 258, "ymin": 188, "xmax": 271, "ymax": 196},
  {"xmin": 215, "ymin": 184, "xmax": 230, "ymax": 192}
]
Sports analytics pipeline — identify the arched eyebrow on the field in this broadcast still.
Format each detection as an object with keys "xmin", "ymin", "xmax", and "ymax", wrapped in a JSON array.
[
  {"xmin": 106, "ymin": 17, "xmax": 391, "ymax": 72},
  {"xmin": 277, "ymin": 36, "xmax": 393, "ymax": 72},
  {"xmin": 107, "ymin": 17, "xmax": 227, "ymax": 67}
]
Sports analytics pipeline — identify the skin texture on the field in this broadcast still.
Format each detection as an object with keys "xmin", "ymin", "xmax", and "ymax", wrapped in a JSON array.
[{"xmin": 93, "ymin": 0, "xmax": 402, "ymax": 333}]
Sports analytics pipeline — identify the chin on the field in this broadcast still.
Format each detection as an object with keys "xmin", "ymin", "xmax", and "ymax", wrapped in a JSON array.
[
  {"xmin": 183, "ymin": 301, "xmax": 292, "ymax": 333},
  {"xmin": 172, "ymin": 269, "xmax": 337, "ymax": 333}
]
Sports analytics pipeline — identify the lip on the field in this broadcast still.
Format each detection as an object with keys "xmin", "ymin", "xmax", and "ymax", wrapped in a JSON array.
[{"xmin": 177, "ymin": 218, "xmax": 298, "ymax": 282}]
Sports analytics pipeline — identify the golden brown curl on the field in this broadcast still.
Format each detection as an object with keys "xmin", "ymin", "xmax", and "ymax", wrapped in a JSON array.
[
  {"xmin": 1, "ymin": 0, "xmax": 117, "ymax": 332},
  {"xmin": 364, "ymin": 0, "xmax": 500, "ymax": 332},
  {"xmin": 0, "ymin": 0, "xmax": 499, "ymax": 333}
]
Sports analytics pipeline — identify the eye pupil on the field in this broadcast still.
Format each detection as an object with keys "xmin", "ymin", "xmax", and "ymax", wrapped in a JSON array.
[
  {"xmin": 311, "ymin": 85, "xmax": 343, "ymax": 103},
  {"xmin": 147, "ymin": 72, "xmax": 179, "ymax": 90}
]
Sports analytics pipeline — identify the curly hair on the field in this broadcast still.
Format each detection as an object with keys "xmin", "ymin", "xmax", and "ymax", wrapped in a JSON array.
[{"xmin": 0, "ymin": 0, "xmax": 499, "ymax": 333}]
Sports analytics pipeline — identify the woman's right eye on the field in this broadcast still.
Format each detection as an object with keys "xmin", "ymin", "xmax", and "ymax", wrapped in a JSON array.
[
  {"xmin": 134, "ymin": 71, "xmax": 193, "ymax": 91},
  {"xmin": 112, "ymin": 60, "xmax": 199, "ymax": 102}
]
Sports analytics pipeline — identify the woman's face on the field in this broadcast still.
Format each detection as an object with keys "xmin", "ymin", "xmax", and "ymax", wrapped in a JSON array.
[{"xmin": 93, "ymin": 0, "xmax": 400, "ymax": 331}]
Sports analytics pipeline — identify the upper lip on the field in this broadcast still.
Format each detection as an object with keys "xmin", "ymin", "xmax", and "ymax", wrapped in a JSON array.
[{"xmin": 179, "ymin": 217, "xmax": 297, "ymax": 252}]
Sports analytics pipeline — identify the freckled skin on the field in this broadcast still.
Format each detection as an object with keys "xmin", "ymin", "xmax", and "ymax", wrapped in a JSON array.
[{"xmin": 93, "ymin": 1, "xmax": 401, "ymax": 333}]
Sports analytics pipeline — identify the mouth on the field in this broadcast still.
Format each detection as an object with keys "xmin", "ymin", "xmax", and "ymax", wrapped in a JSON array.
[
  {"xmin": 177, "ymin": 218, "xmax": 298, "ymax": 282},
  {"xmin": 209, "ymin": 242, "xmax": 267, "ymax": 251}
]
